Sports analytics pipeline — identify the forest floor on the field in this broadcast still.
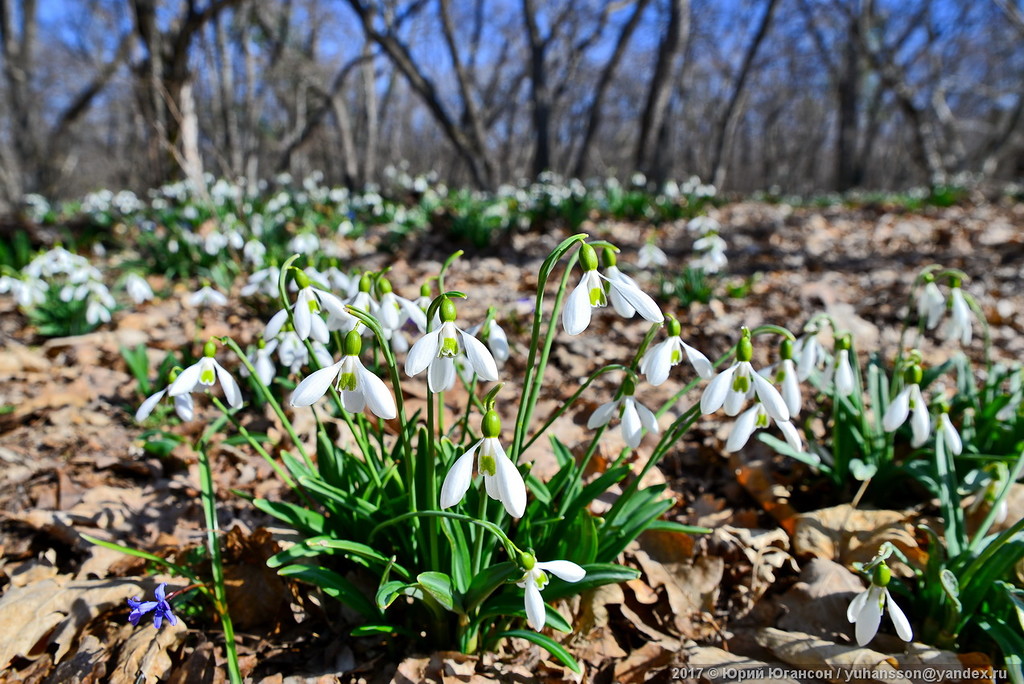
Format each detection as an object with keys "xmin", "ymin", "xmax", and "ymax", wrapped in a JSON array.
[{"xmin": 1, "ymin": 200, "xmax": 1023, "ymax": 683}]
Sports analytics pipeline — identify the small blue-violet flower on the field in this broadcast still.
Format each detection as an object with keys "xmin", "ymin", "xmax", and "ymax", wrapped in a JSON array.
[{"xmin": 127, "ymin": 582, "xmax": 178, "ymax": 629}]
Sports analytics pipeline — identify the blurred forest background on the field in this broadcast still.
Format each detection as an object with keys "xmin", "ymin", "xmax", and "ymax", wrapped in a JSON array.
[{"xmin": 1, "ymin": 0, "xmax": 1022, "ymax": 209}]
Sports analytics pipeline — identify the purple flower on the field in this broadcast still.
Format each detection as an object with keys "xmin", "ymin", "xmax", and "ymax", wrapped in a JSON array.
[{"xmin": 127, "ymin": 582, "xmax": 178, "ymax": 629}]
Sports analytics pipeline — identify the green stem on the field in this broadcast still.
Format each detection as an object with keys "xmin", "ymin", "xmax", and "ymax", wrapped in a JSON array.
[{"xmin": 370, "ymin": 510, "xmax": 519, "ymax": 559}]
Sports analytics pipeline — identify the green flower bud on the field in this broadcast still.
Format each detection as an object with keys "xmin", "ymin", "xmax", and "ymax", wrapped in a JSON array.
[
  {"xmin": 580, "ymin": 243, "xmax": 599, "ymax": 271},
  {"xmin": 343, "ymin": 330, "xmax": 362, "ymax": 356},
  {"xmin": 420, "ymin": 282, "xmax": 432, "ymax": 298},
  {"xmin": 440, "ymin": 297, "xmax": 457, "ymax": 323},
  {"xmin": 836, "ymin": 335, "xmax": 851, "ymax": 352},
  {"xmin": 482, "ymin": 409, "xmax": 501, "ymax": 438},
  {"xmin": 621, "ymin": 375, "xmax": 636, "ymax": 396}
]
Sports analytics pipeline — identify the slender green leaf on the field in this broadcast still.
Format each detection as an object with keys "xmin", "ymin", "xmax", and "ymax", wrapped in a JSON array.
[
  {"xmin": 278, "ymin": 565, "xmax": 379, "ymax": 619},
  {"xmin": 418, "ymin": 571, "xmax": 461, "ymax": 613},
  {"xmin": 252, "ymin": 499, "xmax": 325, "ymax": 535},
  {"xmin": 497, "ymin": 630, "xmax": 581, "ymax": 674}
]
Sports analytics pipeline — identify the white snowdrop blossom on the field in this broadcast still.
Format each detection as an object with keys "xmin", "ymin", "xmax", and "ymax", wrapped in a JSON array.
[
  {"xmin": 240, "ymin": 266, "xmax": 281, "ymax": 298},
  {"xmin": 637, "ymin": 241, "xmax": 668, "ymax": 269},
  {"xmin": 265, "ymin": 269, "xmax": 346, "ymax": 342},
  {"xmin": 917, "ymin": 277, "xmax": 945, "ymax": 330},
  {"xmin": 288, "ymin": 232, "xmax": 320, "ymax": 255},
  {"xmin": 328, "ymin": 274, "xmax": 378, "ymax": 334},
  {"xmin": 833, "ymin": 347, "xmax": 856, "ymax": 397},
  {"xmin": 847, "ymin": 562, "xmax": 913, "ymax": 646},
  {"xmin": 243, "ymin": 239, "xmax": 267, "ymax": 266},
  {"xmin": 135, "ymin": 371, "xmax": 195, "ymax": 422},
  {"xmin": 243, "ymin": 339, "xmax": 278, "ymax": 386},
  {"xmin": 188, "ymin": 285, "xmax": 228, "ymax": 308},
  {"xmin": 167, "ymin": 341, "xmax": 243, "ymax": 409},
  {"xmin": 882, "ymin": 364, "xmax": 930, "ymax": 448},
  {"xmin": 770, "ymin": 339, "xmax": 802, "ymax": 418},
  {"xmin": 406, "ymin": 297, "xmax": 498, "ymax": 392},
  {"xmin": 639, "ymin": 316, "xmax": 713, "ymax": 386},
  {"xmin": 467, "ymin": 315, "xmax": 510, "ymax": 363},
  {"xmin": 587, "ymin": 379, "xmax": 659, "ymax": 448},
  {"xmin": 725, "ymin": 401, "xmax": 803, "ymax": 454},
  {"xmin": 937, "ymin": 412, "xmax": 962, "ymax": 455},
  {"xmin": 562, "ymin": 243, "xmax": 663, "ymax": 335},
  {"xmin": 124, "ymin": 273, "xmax": 154, "ymax": 304},
  {"xmin": 517, "ymin": 554, "xmax": 586, "ymax": 631},
  {"xmin": 794, "ymin": 329, "xmax": 830, "ymax": 381},
  {"xmin": 945, "ymin": 286, "xmax": 972, "ymax": 346},
  {"xmin": 440, "ymin": 410, "xmax": 525, "ymax": 517},
  {"xmin": 700, "ymin": 331, "xmax": 790, "ymax": 422},
  {"xmin": 290, "ymin": 331, "xmax": 396, "ymax": 419},
  {"xmin": 373, "ymin": 278, "xmax": 426, "ymax": 334}
]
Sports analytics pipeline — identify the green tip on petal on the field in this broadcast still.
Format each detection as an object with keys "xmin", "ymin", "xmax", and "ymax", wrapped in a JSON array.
[
  {"xmin": 482, "ymin": 410, "xmax": 501, "ymax": 438},
  {"xmin": 780, "ymin": 338, "xmax": 794, "ymax": 361},
  {"xmin": 293, "ymin": 268, "xmax": 311, "ymax": 290},
  {"xmin": 580, "ymin": 243, "xmax": 599, "ymax": 271},
  {"xmin": 203, "ymin": 340, "xmax": 217, "ymax": 358},
  {"xmin": 871, "ymin": 563, "xmax": 891, "ymax": 587},
  {"xmin": 343, "ymin": 330, "xmax": 362, "ymax": 356},
  {"xmin": 440, "ymin": 297, "xmax": 457, "ymax": 323}
]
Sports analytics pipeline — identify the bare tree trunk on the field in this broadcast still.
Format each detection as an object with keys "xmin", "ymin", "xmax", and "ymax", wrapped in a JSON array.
[
  {"xmin": 709, "ymin": 0, "xmax": 779, "ymax": 189},
  {"xmin": 572, "ymin": 0, "xmax": 650, "ymax": 179},
  {"xmin": 635, "ymin": 0, "xmax": 688, "ymax": 179},
  {"xmin": 214, "ymin": 10, "xmax": 243, "ymax": 177},
  {"xmin": 361, "ymin": 42, "xmax": 379, "ymax": 184},
  {"xmin": 179, "ymin": 81, "xmax": 209, "ymax": 200},
  {"xmin": 0, "ymin": 0, "xmax": 39, "ymax": 197},
  {"xmin": 522, "ymin": 0, "xmax": 551, "ymax": 177}
]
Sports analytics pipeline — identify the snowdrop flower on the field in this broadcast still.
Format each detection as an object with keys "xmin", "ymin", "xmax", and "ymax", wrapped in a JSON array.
[
  {"xmin": 640, "ymin": 316, "xmax": 713, "ymax": 387},
  {"xmin": 794, "ymin": 327, "xmax": 830, "ymax": 381},
  {"xmin": 168, "ymin": 340, "xmax": 243, "ymax": 409},
  {"xmin": 945, "ymin": 284, "xmax": 972, "ymax": 346},
  {"xmin": 135, "ymin": 369, "xmax": 195, "ymax": 422},
  {"xmin": 996, "ymin": 367, "xmax": 1022, "ymax": 421},
  {"xmin": 847, "ymin": 561, "xmax": 913, "ymax": 646},
  {"xmin": 85, "ymin": 297, "xmax": 112, "ymax": 325},
  {"xmin": 765, "ymin": 339, "xmax": 802, "ymax": 417},
  {"xmin": 291, "ymin": 331, "xmax": 396, "ymax": 419},
  {"xmin": 562, "ymin": 243, "xmax": 663, "ymax": 335},
  {"xmin": 467, "ymin": 312, "xmax": 510, "ymax": 363},
  {"xmin": 288, "ymin": 231, "xmax": 320, "ymax": 255},
  {"xmin": 882, "ymin": 362, "xmax": 930, "ymax": 447},
  {"xmin": 833, "ymin": 340, "xmax": 856, "ymax": 397},
  {"xmin": 517, "ymin": 553, "xmax": 586, "ymax": 631},
  {"xmin": 637, "ymin": 241, "xmax": 668, "ymax": 269},
  {"xmin": 124, "ymin": 273, "xmax": 154, "ymax": 304},
  {"xmin": 917, "ymin": 274, "xmax": 944, "ymax": 330},
  {"xmin": 244, "ymin": 338, "xmax": 278, "ymax": 386},
  {"xmin": 601, "ymin": 248, "xmax": 660, "ymax": 320},
  {"xmin": 725, "ymin": 401, "xmax": 803, "ymax": 453},
  {"xmin": 936, "ymin": 410, "xmax": 962, "ymax": 455},
  {"xmin": 265, "ymin": 269, "xmax": 345, "ymax": 342},
  {"xmin": 587, "ymin": 377, "xmax": 659, "ymax": 448},
  {"xmin": 328, "ymin": 273, "xmax": 377, "ymax": 334},
  {"xmin": 373, "ymin": 277, "xmax": 426, "ymax": 334},
  {"xmin": 187, "ymin": 284, "xmax": 228, "ymax": 308},
  {"xmin": 701, "ymin": 330, "xmax": 790, "ymax": 422},
  {"xmin": 240, "ymin": 265, "xmax": 280, "ymax": 298},
  {"xmin": 440, "ymin": 409, "xmax": 525, "ymax": 517},
  {"xmin": 127, "ymin": 583, "xmax": 178, "ymax": 630},
  {"xmin": 406, "ymin": 297, "xmax": 498, "ymax": 392},
  {"xmin": 243, "ymin": 239, "xmax": 266, "ymax": 266}
]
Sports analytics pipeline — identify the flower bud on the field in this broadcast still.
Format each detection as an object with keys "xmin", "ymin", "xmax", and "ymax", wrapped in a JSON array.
[
  {"xmin": 871, "ymin": 563, "xmax": 891, "ymax": 588},
  {"xmin": 519, "ymin": 551, "xmax": 536, "ymax": 571},
  {"xmin": 904, "ymin": 364, "xmax": 923, "ymax": 385},
  {"xmin": 780, "ymin": 338, "xmax": 794, "ymax": 361},
  {"xmin": 666, "ymin": 315, "xmax": 682, "ymax": 338},
  {"xmin": 343, "ymin": 330, "xmax": 362, "ymax": 356},
  {"xmin": 737, "ymin": 331, "xmax": 753, "ymax": 363},
  {"xmin": 579, "ymin": 243, "xmax": 599, "ymax": 271},
  {"xmin": 359, "ymin": 274, "xmax": 372, "ymax": 293},
  {"xmin": 601, "ymin": 247, "xmax": 617, "ymax": 269},
  {"xmin": 440, "ymin": 297, "xmax": 457, "ymax": 323},
  {"xmin": 378, "ymin": 277, "xmax": 393, "ymax": 295},
  {"xmin": 482, "ymin": 409, "xmax": 501, "ymax": 438}
]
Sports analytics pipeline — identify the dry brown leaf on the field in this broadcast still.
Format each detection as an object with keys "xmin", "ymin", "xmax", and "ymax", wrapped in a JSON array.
[
  {"xmin": 612, "ymin": 641, "xmax": 674, "ymax": 684},
  {"xmin": 792, "ymin": 505, "xmax": 925, "ymax": 571},
  {"xmin": 683, "ymin": 643, "xmax": 804, "ymax": 684},
  {"xmin": 756, "ymin": 628, "xmax": 901, "ymax": 683},
  {"xmin": 777, "ymin": 558, "xmax": 865, "ymax": 641},
  {"xmin": 108, "ymin": 617, "xmax": 187, "ymax": 684}
]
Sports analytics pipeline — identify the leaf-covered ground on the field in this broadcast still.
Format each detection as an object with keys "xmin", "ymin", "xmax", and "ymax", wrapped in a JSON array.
[{"xmin": 1, "ymin": 200, "xmax": 1022, "ymax": 683}]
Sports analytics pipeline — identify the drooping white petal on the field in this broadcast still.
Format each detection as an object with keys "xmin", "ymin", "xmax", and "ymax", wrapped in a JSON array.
[
  {"xmin": 293, "ymin": 289, "xmax": 314, "ymax": 340},
  {"xmin": 751, "ymin": 369, "xmax": 790, "ymax": 422},
  {"xmin": 173, "ymin": 394, "xmax": 194, "ymax": 421},
  {"xmin": 587, "ymin": 400, "xmax": 620, "ymax": 429},
  {"xmin": 634, "ymin": 400, "xmax": 659, "ymax": 435},
  {"xmin": 725, "ymin": 405, "xmax": 761, "ymax": 453},
  {"xmin": 167, "ymin": 362, "xmax": 202, "ymax": 396},
  {"xmin": 606, "ymin": 267, "xmax": 637, "ymax": 318},
  {"xmin": 724, "ymin": 388, "xmax": 746, "ymax": 416},
  {"xmin": 620, "ymin": 398, "xmax": 643, "ymax": 447},
  {"xmin": 605, "ymin": 275, "xmax": 664, "ymax": 324},
  {"xmin": 358, "ymin": 364, "xmax": 397, "ymax": 419},
  {"xmin": 341, "ymin": 389, "xmax": 366, "ymax": 413},
  {"xmin": 938, "ymin": 413, "xmax": 961, "ymax": 455},
  {"xmin": 459, "ymin": 329, "xmax": 499, "ymax": 381},
  {"xmin": 947, "ymin": 289, "xmax": 972, "ymax": 345},
  {"xmin": 255, "ymin": 353, "xmax": 276, "ymax": 386},
  {"xmin": 909, "ymin": 385, "xmax": 931, "ymax": 448},
  {"xmin": 290, "ymin": 361, "xmax": 343, "ymax": 406},
  {"xmin": 135, "ymin": 389, "xmax": 168, "ymax": 422},
  {"xmin": 214, "ymin": 360, "xmax": 243, "ymax": 408},
  {"xmin": 883, "ymin": 387, "xmax": 911, "ymax": 432},
  {"xmin": 885, "ymin": 589, "xmax": 914, "ymax": 642},
  {"xmin": 399, "ymin": 297, "xmax": 428, "ymax": 332},
  {"xmin": 847, "ymin": 586, "xmax": 869, "ymax": 624},
  {"xmin": 919, "ymin": 282, "xmax": 945, "ymax": 329},
  {"xmin": 640, "ymin": 339, "xmax": 675, "ymax": 386},
  {"xmin": 375, "ymin": 293, "xmax": 402, "ymax": 331},
  {"xmin": 562, "ymin": 276, "xmax": 593, "ymax": 336},
  {"xmin": 428, "ymin": 356, "xmax": 457, "ymax": 392},
  {"xmin": 780, "ymin": 359, "xmax": 802, "ymax": 417},
  {"xmin": 701, "ymin": 365, "xmax": 737, "ymax": 415},
  {"xmin": 440, "ymin": 443, "xmax": 479, "ymax": 509},
  {"xmin": 309, "ymin": 314, "xmax": 330, "ymax": 344},
  {"xmin": 855, "ymin": 585, "xmax": 884, "ymax": 646},
  {"xmin": 683, "ymin": 341, "xmax": 714, "ymax": 379},
  {"xmin": 536, "ymin": 560, "xmax": 586, "ymax": 583},
  {"xmin": 778, "ymin": 419, "xmax": 803, "ymax": 453},
  {"xmin": 796, "ymin": 337, "xmax": 819, "ymax": 381},
  {"xmin": 834, "ymin": 350, "xmax": 855, "ymax": 397},
  {"xmin": 487, "ymin": 321, "xmax": 510, "ymax": 362},
  {"xmin": 494, "ymin": 445, "xmax": 526, "ymax": 517},
  {"xmin": 406, "ymin": 330, "xmax": 441, "ymax": 377},
  {"xmin": 523, "ymin": 577, "xmax": 546, "ymax": 631},
  {"xmin": 264, "ymin": 308, "xmax": 289, "ymax": 340},
  {"xmin": 312, "ymin": 287, "xmax": 348, "ymax": 320}
]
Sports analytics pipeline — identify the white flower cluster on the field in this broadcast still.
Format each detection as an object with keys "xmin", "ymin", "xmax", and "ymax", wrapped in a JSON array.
[
  {"xmin": 0, "ymin": 246, "xmax": 115, "ymax": 325},
  {"xmin": 687, "ymin": 215, "xmax": 727, "ymax": 273}
]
